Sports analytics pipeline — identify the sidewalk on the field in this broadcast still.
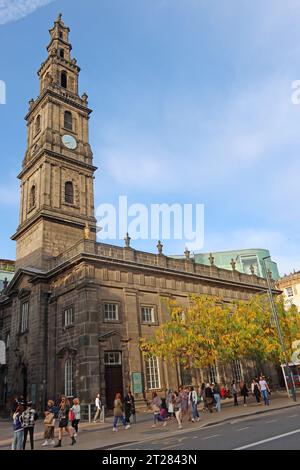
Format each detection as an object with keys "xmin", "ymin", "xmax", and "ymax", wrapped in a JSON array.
[{"xmin": 1, "ymin": 392, "xmax": 299, "ymax": 450}]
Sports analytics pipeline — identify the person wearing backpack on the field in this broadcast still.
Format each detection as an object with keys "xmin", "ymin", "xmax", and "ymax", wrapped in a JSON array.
[{"xmin": 21, "ymin": 401, "xmax": 38, "ymax": 450}]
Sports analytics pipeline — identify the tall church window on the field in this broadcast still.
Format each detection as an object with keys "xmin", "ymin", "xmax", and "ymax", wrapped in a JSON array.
[
  {"xmin": 65, "ymin": 181, "xmax": 74, "ymax": 204},
  {"xmin": 60, "ymin": 49, "xmax": 65, "ymax": 59},
  {"xmin": 64, "ymin": 111, "xmax": 72, "ymax": 131},
  {"xmin": 29, "ymin": 185, "xmax": 36, "ymax": 209},
  {"xmin": 61, "ymin": 71, "xmax": 67, "ymax": 89},
  {"xmin": 64, "ymin": 358, "xmax": 73, "ymax": 397},
  {"xmin": 35, "ymin": 115, "xmax": 41, "ymax": 134},
  {"xmin": 21, "ymin": 301, "xmax": 29, "ymax": 333}
]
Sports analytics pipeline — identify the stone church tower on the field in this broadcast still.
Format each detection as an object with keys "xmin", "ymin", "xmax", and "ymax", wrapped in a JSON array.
[{"xmin": 12, "ymin": 13, "xmax": 97, "ymax": 270}]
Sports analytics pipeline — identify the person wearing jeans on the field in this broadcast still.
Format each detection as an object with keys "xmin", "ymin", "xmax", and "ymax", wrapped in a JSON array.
[
  {"xmin": 113, "ymin": 393, "xmax": 130, "ymax": 431},
  {"xmin": 12, "ymin": 404, "xmax": 24, "ymax": 450},
  {"xmin": 259, "ymin": 376, "xmax": 270, "ymax": 406},
  {"xmin": 213, "ymin": 383, "xmax": 221, "ymax": 412},
  {"xmin": 189, "ymin": 387, "xmax": 200, "ymax": 422}
]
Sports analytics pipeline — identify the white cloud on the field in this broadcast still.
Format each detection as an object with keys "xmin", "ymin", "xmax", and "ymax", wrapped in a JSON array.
[{"xmin": 0, "ymin": 0, "xmax": 55, "ymax": 25}]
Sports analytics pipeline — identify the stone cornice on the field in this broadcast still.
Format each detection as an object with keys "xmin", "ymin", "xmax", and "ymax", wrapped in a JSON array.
[
  {"xmin": 18, "ymin": 149, "xmax": 97, "ymax": 179},
  {"xmin": 25, "ymin": 88, "xmax": 92, "ymax": 121}
]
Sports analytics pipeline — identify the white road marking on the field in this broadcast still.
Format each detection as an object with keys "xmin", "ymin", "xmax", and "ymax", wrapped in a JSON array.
[
  {"xmin": 237, "ymin": 427, "xmax": 250, "ymax": 431},
  {"xmin": 193, "ymin": 436, "xmax": 198, "ymax": 439},
  {"xmin": 202, "ymin": 434, "xmax": 220, "ymax": 440},
  {"xmin": 234, "ymin": 429, "xmax": 300, "ymax": 450},
  {"xmin": 287, "ymin": 414, "xmax": 298, "ymax": 418},
  {"xmin": 163, "ymin": 443, "xmax": 182, "ymax": 449}
]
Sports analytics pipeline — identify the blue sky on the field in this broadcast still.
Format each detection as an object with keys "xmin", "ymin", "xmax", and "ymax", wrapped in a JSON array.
[{"xmin": 0, "ymin": 0, "xmax": 300, "ymax": 275}]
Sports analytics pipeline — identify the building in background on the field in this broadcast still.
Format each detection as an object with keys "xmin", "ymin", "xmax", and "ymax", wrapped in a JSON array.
[
  {"xmin": 0, "ymin": 260, "xmax": 15, "ymax": 292},
  {"xmin": 174, "ymin": 249, "xmax": 279, "ymax": 280},
  {"xmin": 276, "ymin": 271, "xmax": 300, "ymax": 311}
]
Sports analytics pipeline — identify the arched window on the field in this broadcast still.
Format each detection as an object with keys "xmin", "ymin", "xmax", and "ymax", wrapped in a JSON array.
[
  {"xmin": 61, "ymin": 71, "xmax": 67, "ymax": 89},
  {"xmin": 64, "ymin": 111, "xmax": 72, "ymax": 130},
  {"xmin": 65, "ymin": 181, "xmax": 74, "ymax": 204},
  {"xmin": 64, "ymin": 358, "xmax": 73, "ymax": 397},
  {"xmin": 35, "ymin": 115, "xmax": 41, "ymax": 134},
  {"xmin": 59, "ymin": 31, "xmax": 63, "ymax": 39},
  {"xmin": 60, "ymin": 49, "xmax": 65, "ymax": 58},
  {"xmin": 29, "ymin": 185, "xmax": 36, "ymax": 209}
]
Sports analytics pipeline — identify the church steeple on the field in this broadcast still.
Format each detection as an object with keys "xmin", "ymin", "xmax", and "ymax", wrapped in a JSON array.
[
  {"xmin": 38, "ymin": 13, "xmax": 80, "ymax": 96},
  {"xmin": 12, "ymin": 16, "xmax": 97, "ymax": 270}
]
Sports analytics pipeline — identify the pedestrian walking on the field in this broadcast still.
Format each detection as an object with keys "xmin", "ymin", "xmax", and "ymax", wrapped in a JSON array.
[
  {"xmin": 205, "ymin": 383, "xmax": 214, "ymax": 413},
  {"xmin": 259, "ymin": 376, "xmax": 270, "ymax": 406},
  {"xmin": 54, "ymin": 396, "xmax": 76, "ymax": 447},
  {"xmin": 12, "ymin": 403, "xmax": 24, "ymax": 450},
  {"xmin": 179, "ymin": 386, "xmax": 189, "ymax": 421},
  {"xmin": 240, "ymin": 381, "xmax": 249, "ymax": 406},
  {"xmin": 93, "ymin": 393, "xmax": 102, "ymax": 422},
  {"xmin": 124, "ymin": 390, "xmax": 135, "ymax": 424},
  {"xmin": 22, "ymin": 401, "xmax": 38, "ymax": 450},
  {"xmin": 188, "ymin": 386, "xmax": 200, "ymax": 422},
  {"xmin": 112, "ymin": 393, "xmax": 130, "ymax": 432},
  {"xmin": 166, "ymin": 389, "xmax": 175, "ymax": 418},
  {"xmin": 231, "ymin": 380, "xmax": 238, "ymax": 406},
  {"xmin": 71, "ymin": 398, "xmax": 81, "ymax": 437},
  {"xmin": 251, "ymin": 378, "xmax": 261, "ymax": 404},
  {"xmin": 42, "ymin": 400, "xmax": 56, "ymax": 446},
  {"xmin": 151, "ymin": 392, "xmax": 167, "ymax": 428},
  {"xmin": 173, "ymin": 391, "xmax": 183, "ymax": 429},
  {"xmin": 213, "ymin": 383, "xmax": 221, "ymax": 412}
]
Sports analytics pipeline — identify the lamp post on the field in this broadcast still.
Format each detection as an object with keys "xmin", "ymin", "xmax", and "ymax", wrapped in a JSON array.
[{"xmin": 262, "ymin": 256, "xmax": 297, "ymax": 402}]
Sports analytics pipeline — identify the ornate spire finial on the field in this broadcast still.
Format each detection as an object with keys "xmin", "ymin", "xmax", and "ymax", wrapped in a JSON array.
[
  {"xmin": 157, "ymin": 240, "xmax": 163, "ymax": 255},
  {"xmin": 208, "ymin": 253, "xmax": 215, "ymax": 266},
  {"xmin": 184, "ymin": 247, "xmax": 190, "ymax": 260},
  {"xmin": 230, "ymin": 259, "xmax": 236, "ymax": 271},
  {"xmin": 124, "ymin": 233, "xmax": 131, "ymax": 248},
  {"xmin": 57, "ymin": 13, "xmax": 62, "ymax": 21}
]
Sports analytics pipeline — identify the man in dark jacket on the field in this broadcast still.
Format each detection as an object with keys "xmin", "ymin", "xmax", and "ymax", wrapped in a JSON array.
[{"xmin": 22, "ymin": 401, "xmax": 38, "ymax": 450}]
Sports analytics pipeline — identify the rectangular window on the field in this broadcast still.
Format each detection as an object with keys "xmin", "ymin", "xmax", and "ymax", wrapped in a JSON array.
[
  {"xmin": 21, "ymin": 302, "xmax": 29, "ymax": 333},
  {"xmin": 232, "ymin": 360, "xmax": 243, "ymax": 382},
  {"xmin": 208, "ymin": 364, "xmax": 219, "ymax": 384},
  {"xmin": 64, "ymin": 358, "xmax": 73, "ymax": 397},
  {"xmin": 104, "ymin": 303, "xmax": 119, "ymax": 321},
  {"xmin": 145, "ymin": 356, "xmax": 161, "ymax": 390},
  {"xmin": 286, "ymin": 287, "xmax": 294, "ymax": 297},
  {"xmin": 104, "ymin": 352, "xmax": 122, "ymax": 365},
  {"xmin": 141, "ymin": 306, "xmax": 155, "ymax": 324},
  {"xmin": 64, "ymin": 307, "xmax": 74, "ymax": 327}
]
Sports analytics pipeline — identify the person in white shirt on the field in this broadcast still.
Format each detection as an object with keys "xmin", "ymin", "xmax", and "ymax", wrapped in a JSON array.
[
  {"xmin": 93, "ymin": 394, "xmax": 102, "ymax": 422},
  {"xmin": 259, "ymin": 376, "xmax": 270, "ymax": 406}
]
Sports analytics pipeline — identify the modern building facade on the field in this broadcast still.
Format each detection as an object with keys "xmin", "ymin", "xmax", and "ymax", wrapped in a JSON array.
[
  {"xmin": 0, "ymin": 260, "xmax": 15, "ymax": 292},
  {"xmin": 174, "ymin": 249, "xmax": 279, "ymax": 280},
  {"xmin": 0, "ymin": 16, "xmax": 281, "ymax": 411}
]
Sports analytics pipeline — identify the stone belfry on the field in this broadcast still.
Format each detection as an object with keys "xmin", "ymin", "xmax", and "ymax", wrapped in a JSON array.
[{"xmin": 12, "ymin": 14, "xmax": 97, "ymax": 269}]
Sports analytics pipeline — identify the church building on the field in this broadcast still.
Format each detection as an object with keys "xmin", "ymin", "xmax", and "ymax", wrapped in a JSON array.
[{"xmin": 0, "ymin": 15, "xmax": 278, "ymax": 410}]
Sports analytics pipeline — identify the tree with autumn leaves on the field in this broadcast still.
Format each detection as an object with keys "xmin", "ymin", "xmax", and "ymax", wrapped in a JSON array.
[{"xmin": 140, "ymin": 294, "xmax": 300, "ymax": 369}]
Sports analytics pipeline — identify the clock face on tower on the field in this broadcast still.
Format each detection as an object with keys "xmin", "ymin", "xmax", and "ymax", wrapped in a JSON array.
[{"xmin": 62, "ymin": 134, "xmax": 77, "ymax": 150}]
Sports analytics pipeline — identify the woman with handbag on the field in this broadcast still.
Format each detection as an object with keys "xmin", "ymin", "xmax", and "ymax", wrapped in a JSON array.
[
  {"xmin": 42, "ymin": 400, "xmax": 56, "ymax": 446},
  {"xmin": 54, "ymin": 396, "xmax": 76, "ymax": 447},
  {"xmin": 71, "ymin": 398, "xmax": 81, "ymax": 437}
]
